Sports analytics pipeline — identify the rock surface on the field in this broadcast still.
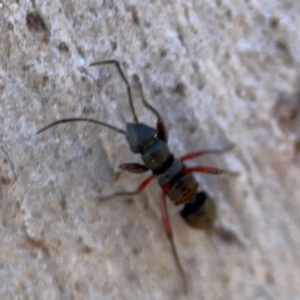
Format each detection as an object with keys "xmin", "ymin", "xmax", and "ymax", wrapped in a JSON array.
[{"xmin": 0, "ymin": 0, "xmax": 300, "ymax": 299}]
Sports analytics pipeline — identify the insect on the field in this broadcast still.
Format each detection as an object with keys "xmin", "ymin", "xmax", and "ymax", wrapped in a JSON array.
[
  {"xmin": 26, "ymin": 12, "xmax": 48, "ymax": 33},
  {"xmin": 37, "ymin": 60, "xmax": 236, "ymax": 294}
]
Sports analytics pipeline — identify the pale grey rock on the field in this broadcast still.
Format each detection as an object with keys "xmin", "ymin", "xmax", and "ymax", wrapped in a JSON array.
[{"xmin": 0, "ymin": 0, "xmax": 300, "ymax": 299}]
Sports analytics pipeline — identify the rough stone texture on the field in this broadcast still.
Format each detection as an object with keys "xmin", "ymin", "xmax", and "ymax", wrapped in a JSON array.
[{"xmin": 0, "ymin": 0, "xmax": 300, "ymax": 299}]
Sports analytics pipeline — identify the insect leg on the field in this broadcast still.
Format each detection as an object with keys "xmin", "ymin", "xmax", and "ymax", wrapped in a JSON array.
[
  {"xmin": 180, "ymin": 144, "xmax": 234, "ymax": 162},
  {"xmin": 161, "ymin": 192, "xmax": 187, "ymax": 294},
  {"xmin": 90, "ymin": 60, "xmax": 139, "ymax": 123},
  {"xmin": 133, "ymin": 74, "xmax": 168, "ymax": 142},
  {"xmin": 119, "ymin": 163, "xmax": 149, "ymax": 173},
  {"xmin": 184, "ymin": 166, "xmax": 239, "ymax": 176},
  {"xmin": 98, "ymin": 175, "xmax": 155, "ymax": 201}
]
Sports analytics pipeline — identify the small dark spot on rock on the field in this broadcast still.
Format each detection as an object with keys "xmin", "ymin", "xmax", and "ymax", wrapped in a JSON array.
[
  {"xmin": 7, "ymin": 22, "xmax": 13, "ymax": 30},
  {"xmin": 226, "ymin": 10, "xmax": 232, "ymax": 20},
  {"xmin": 76, "ymin": 46, "xmax": 85, "ymax": 58},
  {"xmin": 26, "ymin": 12, "xmax": 48, "ymax": 33},
  {"xmin": 113, "ymin": 171, "xmax": 122, "ymax": 181},
  {"xmin": 128, "ymin": 6, "xmax": 139, "ymax": 25},
  {"xmin": 127, "ymin": 272, "xmax": 138, "ymax": 283},
  {"xmin": 42, "ymin": 74, "xmax": 49, "ymax": 86},
  {"xmin": 30, "ymin": 252, "xmax": 38, "ymax": 259},
  {"xmin": 126, "ymin": 198, "xmax": 134, "ymax": 205},
  {"xmin": 171, "ymin": 82, "xmax": 186, "ymax": 97},
  {"xmin": 153, "ymin": 85, "xmax": 162, "ymax": 95},
  {"xmin": 273, "ymin": 90, "xmax": 300, "ymax": 134},
  {"xmin": 142, "ymin": 39, "xmax": 148, "ymax": 49},
  {"xmin": 22, "ymin": 65, "xmax": 30, "ymax": 72},
  {"xmin": 160, "ymin": 48, "xmax": 167, "ymax": 58},
  {"xmin": 40, "ymin": 97, "xmax": 48, "ymax": 104},
  {"xmin": 270, "ymin": 17, "xmax": 279, "ymax": 29},
  {"xmin": 220, "ymin": 273, "xmax": 230, "ymax": 284},
  {"xmin": 60, "ymin": 195, "xmax": 67, "ymax": 210},
  {"xmin": 131, "ymin": 248, "xmax": 140, "ymax": 255},
  {"xmin": 218, "ymin": 230, "xmax": 235, "ymax": 243},
  {"xmin": 192, "ymin": 62, "xmax": 199, "ymax": 72},
  {"xmin": 43, "ymin": 35, "xmax": 50, "ymax": 44},
  {"xmin": 111, "ymin": 40, "xmax": 117, "ymax": 51},
  {"xmin": 74, "ymin": 281, "xmax": 82, "ymax": 292},
  {"xmin": 143, "ymin": 201, "xmax": 149, "ymax": 210},
  {"xmin": 294, "ymin": 140, "xmax": 300, "ymax": 155},
  {"xmin": 215, "ymin": 227, "xmax": 242, "ymax": 246},
  {"xmin": 184, "ymin": 6, "xmax": 189, "ymax": 22},
  {"xmin": 224, "ymin": 51, "xmax": 230, "ymax": 60},
  {"xmin": 275, "ymin": 40, "xmax": 289, "ymax": 55},
  {"xmin": 1, "ymin": 177, "xmax": 10, "ymax": 185},
  {"xmin": 265, "ymin": 271, "xmax": 275, "ymax": 284},
  {"xmin": 58, "ymin": 42, "xmax": 69, "ymax": 53},
  {"xmin": 176, "ymin": 27, "xmax": 185, "ymax": 46},
  {"xmin": 85, "ymin": 148, "xmax": 93, "ymax": 156},
  {"xmin": 65, "ymin": 160, "xmax": 72, "ymax": 167},
  {"xmin": 82, "ymin": 245, "xmax": 93, "ymax": 254},
  {"xmin": 188, "ymin": 125, "xmax": 196, "ymax": 134},
  {"xmin": 26, "ymin": 236, "xmax": 49, "ymax": 254},
  {"xmin": 82, "ymin": 106, "xmax": 95, "ymax": 115},
  {"xmin": 235, "ymin": 87, "xmax": 242, "ymax": 97},
  {"xmin": 197, "ymin": 78, "xmax": 205, "ymax": 91},
  {"xmin": 144, "ymin": 21, "xmax": 151, "ymax": 28},
  {"xmin": 89, "ymin": 7, "xmax": 97, "ymax": 17},
  {"xmin": 145, "ymin": 63, "xmax": 151, "ymax": 69}
]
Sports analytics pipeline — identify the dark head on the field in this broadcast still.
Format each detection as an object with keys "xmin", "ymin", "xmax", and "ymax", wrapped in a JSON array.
[
  {"xmin": 180, "ymin": 191, "xmax": 216, "ymax": 230},
  {"xmin": 126, "ymin": 123, "xmax": 157, "ymax": 153}
]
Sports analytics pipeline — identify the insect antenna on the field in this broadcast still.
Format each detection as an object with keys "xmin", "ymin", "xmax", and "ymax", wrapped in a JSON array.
[
  {"xmin": 36, "ymin": 117, "xmax": 126, "ymax": 135},
  {"xmin": 133, "ymin": 74, "xmax": 163, "ymax": 121},
  {"xmin": 133, "ymin": 73, "xmax": 168, "ymax": 142},
  {"xmin": 90, "ymin": 60, "xmax": 139, "ymax": 123}
]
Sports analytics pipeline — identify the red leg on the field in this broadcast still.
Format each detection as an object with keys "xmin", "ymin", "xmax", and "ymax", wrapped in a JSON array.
[
  {"xmin": 180, "ymin": 144, "xmax": 234, "ymax": 162},
  {"xmin": 161, "ymin": 193, "xmax": 172, "ymax": 239},
  {"xmin": 119, "ymin": 163, "xmax": 149, "ymax": 173},
  {"xmin": 98, "ymin": 175, "xmax": 154, "ymax": 201},
  {"xmin": 184, "ymin": 165, "xmax": 238, "ymax": 175},
  {"xmin": 161, "ymin": 192, "xmax": 187, "ymax": 294}
]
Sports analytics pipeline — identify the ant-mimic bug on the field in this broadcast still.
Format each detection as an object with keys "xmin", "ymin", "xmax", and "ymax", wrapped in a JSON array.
[{"xmin": 37, "ymin": 60, "xmax": 237, "ymax": 294}]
